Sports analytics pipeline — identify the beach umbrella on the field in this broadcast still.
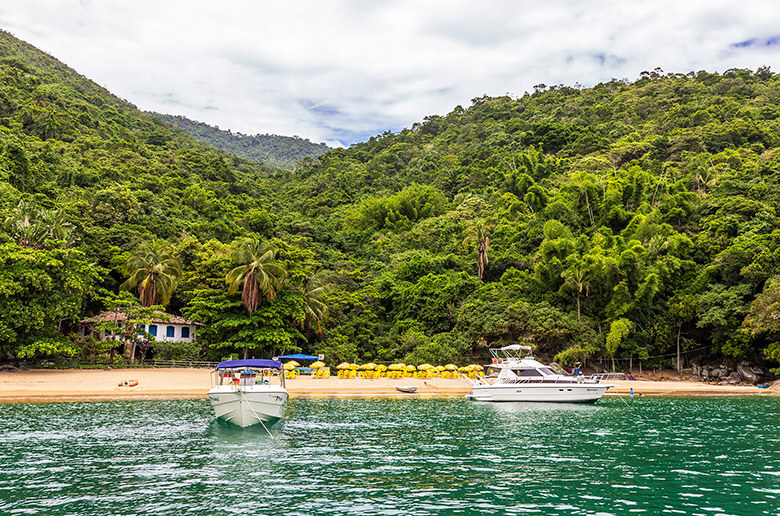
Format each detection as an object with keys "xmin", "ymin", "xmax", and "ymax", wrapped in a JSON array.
[
  {"xmin": 388, "ymin": 364, "xmax": 404, "ymax": 371},
  {"xmin": 376, "ymin": 364, "xmax": 388, "ymax": 372},
  {"xmin": 337, "ymin": 362, "xmax": 351, "ymax": 370},
  {"xmin": 367, "ymin": 362, "xmax": 378, "ymax": 369},
  {"xmin": 433, "ymin": 365, "xmax": 445, "ymax": 372},
  {"xmin": 470, "ymin": 364, "xmax": 484, "ymax": 371},
  {"xmin": 311, "ymin": 361, "xmax": 326, "ymax": 368},
  {"xmin": 349, "ymin": 363, "xmax": 359, "ymax": 369},
  {"xmin": 360, "ymin": 363, "xmax": 375, "ymax": 370},
  {"xmin": 283, "ymin": 363, "xmax": 296, "ymax": 370},
  {"xmin": 405, "ymin": 364, "xmax": 417, "ymax": 371},
  {"xmin": 286, "ymin": 360, "xmax": 300, "ymax": 367},
  {"xmin": 457, "ymin": 366, "xmax": 470, "ymax": 372},
  {"xmin": 417, "ymin": 363, "xmax": 434, "ymax": 370},
  {"xmin": 444, "ymin": 364, "xmax": 457, "ymax": 370}
]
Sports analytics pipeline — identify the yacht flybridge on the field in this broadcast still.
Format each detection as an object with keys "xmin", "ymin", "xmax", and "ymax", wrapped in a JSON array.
[
  {"xmin": 468, "ymin": 345, "xmax": 612, "ymax": 403},
  {"xmin": 208, "ymin": 359, "xmax": 288, "ymax": 428}
]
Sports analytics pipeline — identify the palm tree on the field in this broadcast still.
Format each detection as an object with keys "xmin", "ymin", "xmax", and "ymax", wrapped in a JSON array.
[
  {"xmin": 120, "ymin": 241, "xmax": 183, "ymax": 307},
  {"xmin": 300, "ymin": 271, "xmax": 332, "ymax": 338},
  {"xmin": 463, "ymin": 222, "xmax": 491, "ymax": 280},
  {"xmin": 561, "ymin": 265, "xmax": 591, "ymax": 321},
  {"xmin": 3, "ymin": 201, "xmax": 71, "ymax": 249},
  {"xmin": 225, "ymin": 238, "xmax": 287, "ymax": 314}
]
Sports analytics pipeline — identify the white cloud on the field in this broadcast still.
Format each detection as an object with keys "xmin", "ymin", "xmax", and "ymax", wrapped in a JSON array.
[{"xmin": 0, "ymin": 0, "xmax": 778, "ymax": 146}]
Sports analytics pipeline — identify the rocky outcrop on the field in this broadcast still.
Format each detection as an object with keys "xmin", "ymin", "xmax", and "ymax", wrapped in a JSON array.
[
  {"xmin": 690, "ymin": 361, "xmax": 769, "ymax": 385},
  {"xmin": 737, "ymin": 362, "xmax": 762, "ymax": 384}
]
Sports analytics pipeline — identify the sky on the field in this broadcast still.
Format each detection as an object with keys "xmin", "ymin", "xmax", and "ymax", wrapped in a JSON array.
[{"xmin": 1, "ymin": 1, "xmax": 779, "ymax": 147}]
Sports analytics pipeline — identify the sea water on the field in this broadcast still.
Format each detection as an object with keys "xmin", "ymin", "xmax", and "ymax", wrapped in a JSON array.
[{"xmin": 0, "ymin": 396, "xmax": 777, "ymax": 515}]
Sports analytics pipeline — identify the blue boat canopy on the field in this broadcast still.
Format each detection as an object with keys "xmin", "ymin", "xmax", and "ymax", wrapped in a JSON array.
[
  {"xmin": 216, "ymin": 359, "xmax": 282, "ymax": 370},
  {"xmin": 277, "ymin": 354, "xmax": 319, "ymax": 361}
]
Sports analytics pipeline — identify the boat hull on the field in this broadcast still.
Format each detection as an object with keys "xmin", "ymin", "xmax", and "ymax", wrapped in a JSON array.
[
  {"xmin": 208, "ymin": 386, "xmax": 288, "ymax": 428},
  {"xmin": 470, "ymin": 383, "xmax": 611, "ymax": 403}
]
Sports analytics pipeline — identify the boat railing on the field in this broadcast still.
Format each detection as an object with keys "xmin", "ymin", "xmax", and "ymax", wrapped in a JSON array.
[
  {"xmin": 210, "ymin": 368, "xmax": 283, "ymax": 388},
  {"xmin": 489, "ymin": 346, "xmax": 533, "ymax": 362},
  {"xmin": 583, "ymin": 372, "xmax": 626, "ymax": 381},
  {"xmin": 496, "ymin": 376, "xmax": 600, "ymax": 385}
]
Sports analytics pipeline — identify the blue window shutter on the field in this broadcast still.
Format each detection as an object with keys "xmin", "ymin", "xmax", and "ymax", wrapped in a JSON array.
[
  {"xmin": 149, "ymin": 325, "xmax": 157, "ymax": 337},
  {"xmin": 181, "ymin": 326, "xmax": 190, "ymax": 339}
]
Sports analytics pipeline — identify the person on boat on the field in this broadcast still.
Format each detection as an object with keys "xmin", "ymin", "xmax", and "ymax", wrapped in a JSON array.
[{"xmin": 572, "ymin": 362, "xmax": 582, "ymax": 376}]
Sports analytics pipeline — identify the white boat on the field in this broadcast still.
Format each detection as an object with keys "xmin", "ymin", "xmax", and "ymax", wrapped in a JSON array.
[
  {"xmin": 208, "ymin": 359, "xmax": 288, "ymax": 428},
  {"xmin": 469, "ymin": 345, "xmax": 612, "ymax": 403}
]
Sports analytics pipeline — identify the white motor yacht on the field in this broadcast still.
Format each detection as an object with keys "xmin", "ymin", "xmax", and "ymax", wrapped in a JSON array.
[
  {"xmin": 208, "ymin": 359, "xmax": 288, "ymax": 428},
  {"xmin": 469, "ymin": 345, "xmax": 612, "ymax": 403}
]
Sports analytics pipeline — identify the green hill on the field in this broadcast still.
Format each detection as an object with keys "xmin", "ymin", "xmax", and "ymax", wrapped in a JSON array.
[
  {"xmin": 0, "ymin": 30, "xmax": 301, "ymax": 360},
  {"xmin": 271, "ymin": 69, "xmax": 780, "ymax": 372},
  {"xmin": 152, "ymin": 113, "xmax": 330, "ymax": 170},
  {"xmin": 1, "ymin": 27, "xmax": 779, "ymax": 374}
]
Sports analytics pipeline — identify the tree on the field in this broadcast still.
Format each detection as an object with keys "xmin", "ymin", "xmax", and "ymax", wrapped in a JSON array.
[
  {"xmin": 300, "ymin": 270, "xmax": 332, "ymax": 338},
  {"xmin": 120, "ymin": 240, "xmax": 183, "ymax": 307},
  {"xmin": 185, "ymin": 288, "xmax": 305, "ymax": 361},
  {"xmin": 463, "ymin": 222, "xmax": 491, "ymax": 280},
  {"xmin": 606, "ymin": 318, "xmax": 633, "ymax": 372},
  {"xmin": 561, "ymin": 265, "xmax": 591, "ymax": 321},
  {"xmin": 90, "ymin": 290, "xmax": 168, "ymax": 363},
  {"xmin": 3, "ymin": 200, "xmax": 71, "ymax": 249},
  {"xmin": 668, "ymin": 294, "xmax": 698, "ymax": 372},
  {"xmin": 225, "ymin": 238, "xmax": 287, "ymax": 315},
  {"xmin": 0, "ymin": 243, "xmax": 104, "ymax": 358}
]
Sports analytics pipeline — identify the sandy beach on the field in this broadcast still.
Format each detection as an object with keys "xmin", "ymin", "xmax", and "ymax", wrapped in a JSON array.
[{"xmin": 0, "ymin": 368, "xmax": 776, "ymax": 402}]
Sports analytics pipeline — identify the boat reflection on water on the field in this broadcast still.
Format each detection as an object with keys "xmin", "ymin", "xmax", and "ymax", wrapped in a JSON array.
[
  {"xmin": 204, "ymin": 417, "xmax": 284, "ymax": 441},
  {"xmin": 474, "ymin": 400, "xmax": 608, "ymax": 413}
]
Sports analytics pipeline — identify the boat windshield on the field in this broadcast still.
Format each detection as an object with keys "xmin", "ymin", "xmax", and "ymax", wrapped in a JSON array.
[
  {"xmin": 538, "ymin": 367, "xmax": 557, "ymax": 376},
  {"xmin": 514, "ymin": 369, "xmax": 543, "ymax": 376}
]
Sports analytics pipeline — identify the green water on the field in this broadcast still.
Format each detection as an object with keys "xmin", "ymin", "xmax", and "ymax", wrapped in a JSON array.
[{"xmin": 0, "ymin": 397, "xmax": 778, "ymax": 515}]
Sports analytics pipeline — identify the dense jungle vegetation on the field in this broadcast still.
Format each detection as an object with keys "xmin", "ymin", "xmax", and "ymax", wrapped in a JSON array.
[
  {"xmin": 153, "ymin": 113, "xmax": 331, "ymax": 170},
  {"xmin": 1, "ymin": 30, "xmax": 779, "ymax": 372}
]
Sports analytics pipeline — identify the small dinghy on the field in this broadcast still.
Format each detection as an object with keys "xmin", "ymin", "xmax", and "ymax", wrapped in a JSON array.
[{"xmin": 396, "ymin": 386, "xmax": 417, "ymax": 393}]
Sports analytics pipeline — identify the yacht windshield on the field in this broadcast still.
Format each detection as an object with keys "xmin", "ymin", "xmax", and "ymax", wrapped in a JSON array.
[
  {"xmin": 538, "ymin": 367, "xmax": 557, "ymax": 376},
  {"xmin": 514, "ymin": 369, "xmax": 543, "ymax": 376}
]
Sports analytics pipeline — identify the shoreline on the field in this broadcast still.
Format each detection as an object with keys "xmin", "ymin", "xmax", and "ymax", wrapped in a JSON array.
[{"xmin": 0, "ymin": 368, "xmax": 776, "ymax": 403}]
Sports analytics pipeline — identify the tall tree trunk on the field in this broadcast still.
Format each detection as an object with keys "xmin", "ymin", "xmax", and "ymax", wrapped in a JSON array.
[
  {"xmin": 125, "ymin": 338, "xmax": 134, "ymax": 364},
  {"xmin": 243, "ymin": 346, "xmax": 249, "ymax": 360},
  {"xmin": 676, "ymin": 322, "xmax": 682, "ymax": 373},
  {"xmin": 576, "ymin": 292, "xmax": 581, "ymax": 321},
  {"xmin": 584, "ymin": 190, "xmax": 595, "ymax": 226}
]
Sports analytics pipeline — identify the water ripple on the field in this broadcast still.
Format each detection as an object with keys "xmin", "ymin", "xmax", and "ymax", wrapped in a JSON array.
[{"xmin": 0, "ymin": 397, "xmax": 778, "ymax": 515}]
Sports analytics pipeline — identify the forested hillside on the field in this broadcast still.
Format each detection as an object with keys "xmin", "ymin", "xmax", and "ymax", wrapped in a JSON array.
[
  {"xmin": 153, "ymin": 113, "xmax": 331, "ymax": 170},
  {"xmin": 0, "ymin": 30, "xmax": 314, "ymax": 361},
  {"xmin": 268, "ymin": 68, "xmax": 780, "ymax": 372},
  {"xmin": 1, "ymin": 28, "xmax": 779, "ymax": 373}
]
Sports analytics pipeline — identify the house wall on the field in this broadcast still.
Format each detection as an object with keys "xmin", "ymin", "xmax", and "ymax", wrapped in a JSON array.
[{"xmin": 139, "ymin": 323, "xmax": 197, "ymax": 343}]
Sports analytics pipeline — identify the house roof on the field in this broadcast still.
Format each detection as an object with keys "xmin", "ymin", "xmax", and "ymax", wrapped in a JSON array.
[{"xmin": 81, "ymin": 310, "xmax": 201, "ymax": 326}]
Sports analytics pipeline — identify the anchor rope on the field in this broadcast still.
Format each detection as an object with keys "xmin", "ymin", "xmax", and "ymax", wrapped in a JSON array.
[{"xmin": 239, "ymin": 388, "xmax": 274, "ymax": 438}]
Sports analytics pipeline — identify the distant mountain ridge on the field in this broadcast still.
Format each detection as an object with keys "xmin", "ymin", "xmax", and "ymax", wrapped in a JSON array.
[{"xmin": 152, "ymin": 113, "xmax": 331, "ymax": 169}]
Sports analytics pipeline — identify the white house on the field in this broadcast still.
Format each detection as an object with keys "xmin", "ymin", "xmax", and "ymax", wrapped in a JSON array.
[{"xmin": 80, "ymin": 310, "xmax": 200, "ymax": 344}]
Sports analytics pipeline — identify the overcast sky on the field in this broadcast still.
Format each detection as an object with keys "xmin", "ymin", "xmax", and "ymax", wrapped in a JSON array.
[{"xmin": 1, "ymin": 1, "xmax": 778, "ymax": 147}]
